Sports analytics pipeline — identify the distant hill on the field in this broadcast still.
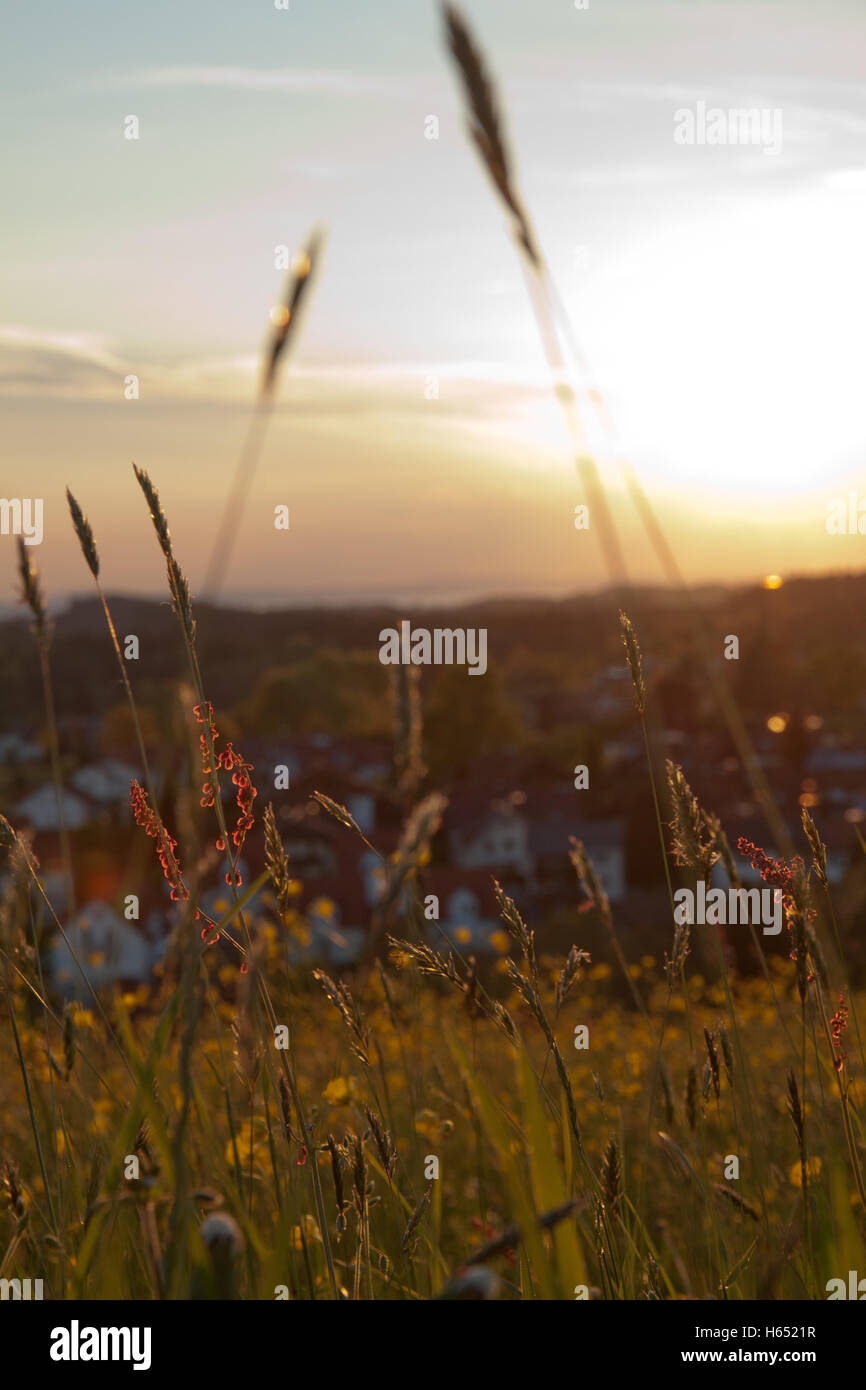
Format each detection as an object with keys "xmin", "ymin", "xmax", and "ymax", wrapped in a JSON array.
[{"xmin": 2, "ymin": 570, "xmax": 866, "ymax": 729}]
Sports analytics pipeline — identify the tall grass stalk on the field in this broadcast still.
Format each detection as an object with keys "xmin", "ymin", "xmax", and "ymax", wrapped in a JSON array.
[
  {"xmin": 15, "ymin": 541, "xmax": 75, "ymax": 919},
  {"xmin": 202, "ymin": 227, "xmax": 324, "ymax": 600},
  {"xmin": 441, "ymin": 2, "xmax": 794, "ymax": 862},
  {"xmin": 132, "ymin": 463, "xmax": 340, "ymax": 1298}
]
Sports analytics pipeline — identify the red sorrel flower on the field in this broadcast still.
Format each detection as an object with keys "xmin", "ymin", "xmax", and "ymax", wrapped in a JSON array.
[
  {"xmin": 736, "ymin": 837, "xmax": 816, "ymax": 969},
  {"xmin": 129, "ymin": 780, "xmax": 189, "ymax": 901},
  {"xmin": 193, "ymin": 703, "xmax": 258, "ymax": 884},
  {"xmin": 830, "ymin": 993, "xmax": 849, "ymax": 1072},
  {"xmin": 193, "ymin": 701, "xmax": 219, "ymax": 809},
  {"xmin": 736, "ymin": 838, "xmax": 803, "ymax": 895}
]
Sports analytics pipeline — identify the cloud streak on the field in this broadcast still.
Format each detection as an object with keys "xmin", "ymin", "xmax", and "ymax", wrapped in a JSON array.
[
  {"xmin": 112, "ymin": 65, "xmax": 410, "ymax": 97},
  {"xmin": 0, "ymin": 326, "xmax": 556, "ymax": 427}
]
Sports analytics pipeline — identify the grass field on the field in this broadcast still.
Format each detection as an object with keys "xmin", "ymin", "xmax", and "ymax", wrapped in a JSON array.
[
  {"xmin": 2, "ymin": 489, "xmax": 864, "ymax": 1299},
  {"xmin": 2, "ymin": 5, "xmax": 864, "ymax": 1302}
]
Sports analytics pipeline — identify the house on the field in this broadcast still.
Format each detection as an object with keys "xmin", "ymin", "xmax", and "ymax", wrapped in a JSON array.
[
  {"xmin": 422, "ymin": 867, "xmax": 503, "ymax": 954},
  {"xmin": 286, "ymin": 836, "xmax": 372, "ymax": 966},
  {"xmin": 806, "ymin": 748, "xmax": 866, "ymax": 776},
  {"xmin": 270, "ymin": 767, "xmax": 401, "ymax": 845},
  {"xmin": 276, "ymin": 810, "xmax": 384, "ymax": 963},
  {"xmin": 447, "ymin": 794, "xmax": 533, "ymax": 879},
  {"xmin": 278, "ymin": 822, "xmax": 339, "ymax": 880},
  {"xmin": 49, "ymin": 901, "xmax": 165, "ymax": 995},
  {"xmin": 603, "ymin": 738, "xmax": 642, "ymax": 766},
  {"xmin": 13, "ymin": 785, "xmax": 91, "ymax": 832},
  {"xmin": 300, "ymin": 897, "xmax": 365, "ymax": 965},
  {"xmin": 530, "ymin": 815, "xmax": 626, "ymax": 903},
  {"xmin": 0, "ymin": 732, "xmax": 41, "ymax": 764},
  {"xmin": 70, "ymin": 760, "xmax": 142, "ymax": 807},
  {"xmin": 345, "ymin": 791, "xmax": 376, "ymax": 835},
  {"xmin": 325, "ymin": 736, "xmax": 393, "ymax": 785}
]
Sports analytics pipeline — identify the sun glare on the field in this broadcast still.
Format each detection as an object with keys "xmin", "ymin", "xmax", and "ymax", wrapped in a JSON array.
[{"xmin": 570, "ymin": 188, "xmax": 866, "ymax": 501}]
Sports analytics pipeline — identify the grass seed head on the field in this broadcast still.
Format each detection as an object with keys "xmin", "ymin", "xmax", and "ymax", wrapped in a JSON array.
[
  {"xmin": 666, "ymin": 760, "xmax": 720, "ymax": 880},
  {"xmin": 664, "ymin": 919, "xmax": 691, "ymax": 987},
  {"xmin": 442, "ymin": 4, "xmax": 539, "ymax": 267},
  {"xmin": 801, "ymin": 806, "xmax": 828, "ymax": 889},
  {"xmin": 313, "ymin": 969, "xmax": 370, "ymax": 1068},
  {"xmin": 326, "ymin": 1134, "xmax": 346, "ymax": 1226},
  {"xmin": 786, "ymin": 1069, "xmax": 804, "ymax": 1151},
  {"xmin": 261, "ymin": 226, "xmax": 325, "ymax": 400},
  {"xmin": 704, "ymin": 1027, "xmax": 720, "ymax": 1101},
  {"xmin": 400, "ymin": 1183, "xmax": 432, "ymax": 1254},
  {"xmin": 686, "ymin": 1065, "xmax": 699, "ymax": 1132},
  {"xmin": 65, "ymin": 488, "xmax": 100, "ymax": 578},
  {"xmin": 133, "ymin": 466, "xmax": 197, "ymax": 645},
  {"xmin": 618, "ymin": 610, "xmax": 646, "ymax": 714},
  {"xmin": 602, "ymin": 1135, "xmax": 622, "ymax": 1219},
  {"xmin": 555, "ymin": 943, "xmax": 591, "ymax": 1012},
  {"xmin": 263, "ymin": 803, "xmax": 292, "ymax": 919},
  {"xmin": 16, "ymin": 538, "xmax": 50, "ymax": 641},
  {"xmin": 713, "ymin": 1184, "xmax": 760, "ymax": 1222},
  {"xmin": 364, "ymin": 1106, "xmax": 397, "ymax": 1185},
  {"xmin": 133, "ymin": 463, "xmax": 172, "ymax": 559},
  {"xmin": 569, "ymin": 838, "xmax": 611, "ymax": 924}
]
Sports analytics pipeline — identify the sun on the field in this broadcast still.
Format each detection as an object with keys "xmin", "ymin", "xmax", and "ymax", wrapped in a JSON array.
[{"xmin": 566, "ymin": 185, "xmax": 866, "ymax": 501}]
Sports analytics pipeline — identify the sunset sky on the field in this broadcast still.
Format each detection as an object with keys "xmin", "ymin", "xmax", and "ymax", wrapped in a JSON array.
[{"xmin": 3, "ymin": 0, "xmax": 866, "ymax": 608}]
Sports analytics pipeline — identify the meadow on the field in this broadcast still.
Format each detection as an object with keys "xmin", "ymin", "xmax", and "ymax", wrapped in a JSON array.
[
  {"xmin": 2, "ymin": 491, "xmax": 863, "ymax": 1299},
  {"xmin": 1, "ymin": 5, "xmax": 864, "ymax": 1302}
]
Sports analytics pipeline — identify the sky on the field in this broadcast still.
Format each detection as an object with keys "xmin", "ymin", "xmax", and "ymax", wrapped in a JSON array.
[{"xmin": 3, "ymin": 0, "xmax": 866, "ymax": 607}]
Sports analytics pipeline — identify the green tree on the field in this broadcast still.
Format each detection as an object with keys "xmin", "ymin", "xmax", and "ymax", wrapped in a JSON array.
[
  {"xmin": 423, "ymin": 664, "xmax": 525, "ymax": 780},
  {"xmin": 242, "ymin": 649, "xmax": 390, "ymax": 736}
]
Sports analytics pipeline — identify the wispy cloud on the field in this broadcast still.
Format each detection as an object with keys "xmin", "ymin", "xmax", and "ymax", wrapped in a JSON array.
[
  {"xmin": 109, "ymin": 65, "xmax": 410, "ymax": 97},
  {"xmin": 0, "ymin": 327, "xmax": 122, "ymax": 396},
  {"xmin": 0, "ymin": 327, "xmax": 553, "ymax": 426}
]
